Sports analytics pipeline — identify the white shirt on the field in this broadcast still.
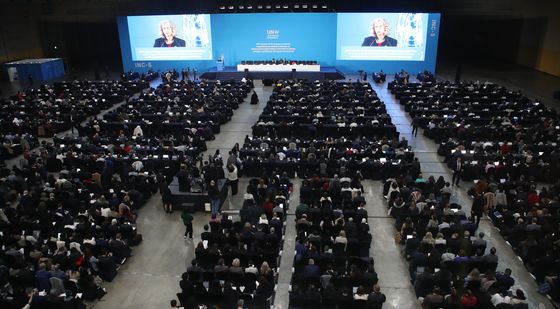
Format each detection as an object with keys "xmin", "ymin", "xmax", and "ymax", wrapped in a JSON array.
[
  {"xmin": 491, "ymin": 294, "xmax": 511, "ymax": 307},
  {"xmin": 101, "ymin": 207, "xmax": 111, "ymax": 218},
  {"xmin": 438, "ymin": 222, "xmax": 450, "ymax": 230},
  {"xmin": 441, "ymin": 252, "xmax": 455, "ymax": 262},
  {"xmin": 133, "ymin": 126, "xmax": 143, "ymax": 136},
  {"xmin": 354, "ymin": 293, "xmax": 368, "ymax": 300},
  {"xmin": 226, "ymin": 165, "xmax": 238, "ymax": 181}
]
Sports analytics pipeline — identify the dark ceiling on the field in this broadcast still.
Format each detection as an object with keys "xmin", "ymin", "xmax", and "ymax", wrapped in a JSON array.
[{"xmin": 0, "ymin": 0, "xmax": 546, "ymax": 22}]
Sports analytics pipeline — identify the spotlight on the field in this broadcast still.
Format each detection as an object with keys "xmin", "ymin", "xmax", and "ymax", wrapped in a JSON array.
[
  {"xmin": 312, "ymin": 4, "xmax": 318, "ymax": 9},
  {"xmin": 257, "ymin": 5, "xmax": 263, "ymax": 9},
  {"xmin": 302, "ymin": 4, "xmax": 308, "ymax": 9},
  {"xmin": 265, "ymin": 4, "xmax": 272, "ymax": 9},
  {"xmin": 274, "ymin": 4, "xmax": 281, "ymax": 10},
  {"xmin": 228, "ymin": 5, "xmax": 235, "ymax": 10},
  {"xmin": 247, "ymin": 5, "xmax": 253, "ymax": 10},
  {"xmin": 218, "ymin": 5, "xmax": 226, "ymax": 10},
  {"xmin": 282, "ymin": 4, "xmax": 289, "ymax": 9},
  {"xmin": 321, "ymin": 4, "xmax": 328, "ymax": 9},
  {"xmin": 238, "ymin": 5, "xmax": 245, "ymax": 10}
]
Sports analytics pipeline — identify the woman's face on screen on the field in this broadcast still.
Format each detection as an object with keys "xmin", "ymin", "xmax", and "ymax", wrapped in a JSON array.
[
  {"xmin": 373, "ymin": 21, "xmax": 386, "ymax": 37},
  {"xmin": 161, "ymin": 22, "xmax": 174, "ymax": 38}
]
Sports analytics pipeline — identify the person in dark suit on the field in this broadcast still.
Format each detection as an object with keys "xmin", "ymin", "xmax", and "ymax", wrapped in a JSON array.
[
  {"xmin": 303, "ymin": 258, "xmax": 321, "ymax": 278},
  {"xmin": 495, "ymin": 268, "xmax": 515, "ymax": 290},
  {"xmin": 362, "ymin": 18, "xmax": 398, "ymax": 47},
  {"xmin": 405, "ymin": 232, "xmax": 421, "ymax": 258},
  {"xmin": 367, "ymin": 284, "xmax": 386, "ymax": 309},
  {"xmin": 451, "ymin": 156, "xmax": 464, "ymax": 187},
  {"xmin": 250, "ymin": 91, "xmax": 259, "ymax": 105},
  {"xmin": 472, "ymin": 192, "xmax": 485, "ymax": 225},
  {"xmin": 153, "ymin": 20, "xmax": 186, "ymax": 47}
]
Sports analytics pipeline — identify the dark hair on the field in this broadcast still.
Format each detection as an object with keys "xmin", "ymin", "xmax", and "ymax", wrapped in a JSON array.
[{"xmin": 170, "ymin": 299, "xmax": 177, "ymax": 307}]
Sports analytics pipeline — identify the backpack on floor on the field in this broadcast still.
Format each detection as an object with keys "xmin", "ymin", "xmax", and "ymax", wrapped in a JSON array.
[{"xmin": 130, "ymin": 234, "xmax": 143, "ymax": 246}]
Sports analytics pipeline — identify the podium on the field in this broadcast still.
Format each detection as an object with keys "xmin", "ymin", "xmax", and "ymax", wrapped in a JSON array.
[{"xmin": 216, "ymin": 59, "xmax": 224, "ymax": 71}]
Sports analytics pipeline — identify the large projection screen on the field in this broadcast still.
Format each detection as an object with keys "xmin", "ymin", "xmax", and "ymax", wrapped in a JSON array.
[
  {"xmin": 117, "ymin": 12, "xmax": 440, "ymax": 73},
  {"xmin": 127, "ymin": 14, "xmax": 213, "ymax": 61},
  {"xmin": 336, "ymin": 13, "xmax": 430, "ymax": 61}
]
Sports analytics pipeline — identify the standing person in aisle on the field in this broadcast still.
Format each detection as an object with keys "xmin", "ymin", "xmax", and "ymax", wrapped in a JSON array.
[
  {"xmin": 208, "ymin": 180, "xmax": 221, "ymax": 216},
  {"xmin": 452, "ymin": 156, "xmax": 464, "ymax": 187},
  {"xmin": 411, "ymin": 115, "xmax": 420, "ymax": 137},
  {"xmin": 226, "ymin": 164, "xmax": 238, "ymax": 196},
  {"xmin": 161, "ymin": 185, "xmax": 173, "ymax": 213},
  {"xmin": 181, "ymin": 210, "xmax": 193, "ymax": 239}
]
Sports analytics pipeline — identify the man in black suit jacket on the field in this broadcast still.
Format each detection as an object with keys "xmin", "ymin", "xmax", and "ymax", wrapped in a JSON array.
[
  {"xmin": 367, "ymin": 284, "xmax": 386, "ymax": 309},
  {"xmin": 405, "ymin": 232, "xmax": 421, "ymax": 258},
  {"xmin": 451, "ymin": 156, "xmax": 464, "ymax": 187},
  {"xmin": 303, "ymin": 259, "xmax": 321, "ymax": 278}
]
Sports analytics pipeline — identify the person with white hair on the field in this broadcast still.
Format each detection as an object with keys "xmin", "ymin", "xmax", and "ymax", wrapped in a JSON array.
[
  {"xmin": 153, "ymin": 20, "xmax": 186, "ymax": 47},
  {"xmin": 362, "ymin": 18, "xmax": 398, "ymax": 47},
  {"xmin": 133, "ymin": 125, "xmax": 143, "ymax": 137}
]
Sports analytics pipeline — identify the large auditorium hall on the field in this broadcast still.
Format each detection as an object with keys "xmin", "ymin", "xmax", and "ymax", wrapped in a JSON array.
[{"xmin": 0, "ymin": 1, "xmax": 559, "ymax": 308}]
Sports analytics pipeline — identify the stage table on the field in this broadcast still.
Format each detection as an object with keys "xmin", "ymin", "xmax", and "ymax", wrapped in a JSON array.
[
  {"xmin": 169, "ymin": 177, "xmax": 228, "ymax": 211},
  {"xmin": 237, "ymin": 64, "xmax": 321, "ymax": 72}
]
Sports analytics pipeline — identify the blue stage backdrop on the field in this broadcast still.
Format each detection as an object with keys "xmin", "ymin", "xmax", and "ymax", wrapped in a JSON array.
[{"xmin": 118, "ymin": 12, "xmax": 440, "ymax": 74}]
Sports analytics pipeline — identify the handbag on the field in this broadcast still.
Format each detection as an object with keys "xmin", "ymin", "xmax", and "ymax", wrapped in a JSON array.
[{"xmin": 538, "ymin": 282, "xmax": 551, "ymax": 294}]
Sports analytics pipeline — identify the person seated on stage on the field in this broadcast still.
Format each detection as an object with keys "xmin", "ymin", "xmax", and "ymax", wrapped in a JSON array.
[{"xmin": 373, "ymin": 70, "xmax": 386, "ymax": 83}]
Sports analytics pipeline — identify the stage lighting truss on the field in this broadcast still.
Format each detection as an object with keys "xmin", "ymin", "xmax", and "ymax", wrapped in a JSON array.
[{"xmin": 218, "ymin": 2, "xmax": 324, "ymax": 13}]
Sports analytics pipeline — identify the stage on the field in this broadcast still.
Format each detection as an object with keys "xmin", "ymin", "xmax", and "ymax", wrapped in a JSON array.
[{"xmin": 200, "ymin": 66, "xmax": 345, "ymax": 81}]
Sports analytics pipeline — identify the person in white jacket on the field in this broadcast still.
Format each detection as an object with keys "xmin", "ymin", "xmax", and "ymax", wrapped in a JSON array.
[
  {"xmin": 133, "ymin": 125, "xmax": 143, "ymax": 137},
  {"xmin": 226, "ymin": 164, "xmax": 238, "ymax": 195}
]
